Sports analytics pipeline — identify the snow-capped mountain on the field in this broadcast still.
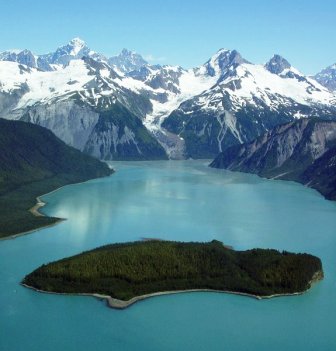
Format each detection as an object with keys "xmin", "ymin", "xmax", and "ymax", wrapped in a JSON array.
[
  {"xmin": 314, "ymin": 63, "xmax": 336, "ymax": 92},
  {"xmin": 162, "ymin": 51, "xmax": 336, "ymax": 158},
  {"xmin": 108, "ymin": 49, "xmax": 148, "ymax": 74},
  {"xmin": 264, "ymin": 54, "xmax": 291, "ymax": 74},
  {"xmin": 0, "ymin": 39, "xmax": 335, "ymax": 160},
  {"xmin": 0, "ymin": 38, "xmax": 108, "ymax": 71},
  {"xmin": 37, "ymin": 37, "xmax": 108, "ymax": 70},
  {"xmin": 195, "ymin": 49, "xmax": 249, "ymax": 78},
  {"xmin": 0, "ymin": 49, "xmax": 38, "ymax": 69},
  {"xmin": 0, "ymin": 57, "xmax": 166, "ymax": 160},
  {"xmin": 0, "ymin": 38, "xmax": 149, "ymax": 75}
]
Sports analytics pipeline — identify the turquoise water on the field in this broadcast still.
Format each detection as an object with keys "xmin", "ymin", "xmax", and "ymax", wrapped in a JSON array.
[{"xmin": 1, "ymin": 160, "xmax": 336, "ymax": 350}]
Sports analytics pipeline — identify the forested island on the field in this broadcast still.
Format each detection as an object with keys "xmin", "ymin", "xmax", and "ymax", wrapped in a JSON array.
[{"xmin": 23, "ymin": 240, "xmax": 323, "ymax": 309}]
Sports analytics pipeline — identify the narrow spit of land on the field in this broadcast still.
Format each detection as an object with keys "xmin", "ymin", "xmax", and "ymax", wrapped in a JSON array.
[{"xmin": 23, "ymin": 240, "xmax": 323, "ymax": 309}]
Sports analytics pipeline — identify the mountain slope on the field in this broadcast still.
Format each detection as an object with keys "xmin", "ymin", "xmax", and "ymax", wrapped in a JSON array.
[
  {"xmin": 163, "ymin": 52, "xmax": 336, "ymax": 158},
  {"xmin": 108, "ymin": 49, "xmax": 148, "ymax": 74},
  {"xmin": 314, "ymin": 63, "xmax": 336, "ymax": 92},
  {"xmin": 299, "ymin": 146, "xmax": 336, "ymax": 200},
  {"xmin": 0, "ymin": 49, "xmax": 39, "ymax": 69},
  {"xmin": 83, "ymin": 103, "xmax": 167, "ymax": 160},
  {"xmin": 0, "ymin": 118, "xmax": 113, "ymax": 238},
  {"xmin": 0, "ymin": 58, "xmax": 167, "ymax": 160},
  {"xmin": 209, "ymin": 119, "xmax": 336, "ymax": 200}
]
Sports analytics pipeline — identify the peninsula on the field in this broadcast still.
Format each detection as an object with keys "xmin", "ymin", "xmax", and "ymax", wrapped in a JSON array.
[
  {"xmin": 22, "ymin": 240, "xmax": 323, "ymax": 309},
  {"xmin": 0, "ymin": 118, "xmax": 113, "ymax": 239}
]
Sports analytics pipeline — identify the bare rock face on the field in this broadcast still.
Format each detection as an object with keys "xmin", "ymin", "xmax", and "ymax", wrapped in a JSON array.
[
  {"xmin": 265, "ymin": 55, "xmax": 291, "ymax": 75},
  {"xmin": 314, "ymin": 64, "xmax": 336, "ymax": 92},
  {"xmin": 20, "ymin": 100, "xmax": 100, "ymax": 151},
  {"xmin": 210, "ymin": 119, "xmax": 336, "ymax": 200},
  {"xmin": 108, "ymin": 48, "xmax": 148, "ymax": 74},
  {"xmin": 83, "ymin": 105, "xmax": 167, "ymax": 161},
  {"xmin": 0, "ymin": 50, "xmax": 37, "ymax": 68}
]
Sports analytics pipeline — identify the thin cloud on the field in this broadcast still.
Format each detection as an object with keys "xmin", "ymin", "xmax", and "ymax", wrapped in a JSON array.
[{"xmin": 144, "ymin": 54, "xmax": 166, "ymax": 62}]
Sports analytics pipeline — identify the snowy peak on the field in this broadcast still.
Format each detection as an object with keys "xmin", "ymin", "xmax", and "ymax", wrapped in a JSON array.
[
  {"xmin": 68, "ymin": 37, "xmax": 86, "ymax": 55},
  {"xmin": 0, "ymin": 38, "xmax": 108, "ymax": 72},
  {"xmin": 314, "ymin": 63, "xmax": 336, "ymax": 91},
  {"xmin": 264, "ymin": 55, "xmax": 320, "ymax": 90},
  {"xmin": 198, "ymin": 49, "xmax": 249, "ymax": 78},
  {"xmin": 207, "ymin": 59, "xmax": 334, "ymax": 112},
  {"xmin": 0, "ymin": 49, "xmax": 37, "ymax": 68},
  {"xmin": 120, "ymin": 48, "xmax": 142, "ymax": 58},
  {"xmin": 215, "ymin": 49, "xmax": 248, "ymax": 69},
  {"xmin": 108, "ymin": 49, "xmax": 148, "ymax": 74},
  {"xmin": 265, "ymin": 54, "xmax": 291, "ymax": 75},
  {"xmin": 45, "ymin": 37, "xmax": 91, "ymax": 65},
  {"xmin": 29, "ymin": 38, "xmax": 108, "ymax": 71},
  {"xmin": 59, "ymin": 37, "xmax": 88, "ymax": 55}
]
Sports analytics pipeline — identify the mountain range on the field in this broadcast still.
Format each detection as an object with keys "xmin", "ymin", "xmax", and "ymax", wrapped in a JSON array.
[{"xmin": 1, "ymin": 38, "xmax": 335, "ymax": 160}]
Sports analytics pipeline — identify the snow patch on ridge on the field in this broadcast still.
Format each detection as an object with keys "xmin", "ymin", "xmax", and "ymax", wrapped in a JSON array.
[
  {"xmin": 144, "ymin": 68, "xmax": 218, "ymax": 131},
  {"xmin": 69, "ymin": 38, "xmax": 86, "ymax": 56},
  {"xmin": 225, "ymin": 64, "xmax": 333, "ymax": 107},
  {"xmin": 16, "ymin": 60, "xmax": 93, "ymax": 108}
]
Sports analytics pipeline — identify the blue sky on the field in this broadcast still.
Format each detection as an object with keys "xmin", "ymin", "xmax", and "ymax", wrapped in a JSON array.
[{"xmin": 1, "ymin": 0, "xmax": 335, "ymax": 74}]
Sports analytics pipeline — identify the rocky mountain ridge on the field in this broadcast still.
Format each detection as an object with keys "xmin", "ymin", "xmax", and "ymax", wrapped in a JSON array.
[
  {"xmin": 0, "ymin": 39, "xmax": 335, "ymax": 160},
  {"xmin": 210, "ymin": 119, "xmax": 336, "ymax": 200},
  {"xmin": 314, "ymin": 63, "xmax": 336, "ymax": 92}
]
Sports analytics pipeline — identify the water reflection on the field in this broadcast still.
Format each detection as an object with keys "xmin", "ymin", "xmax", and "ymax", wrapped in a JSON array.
[{"xmin": 1, "ymin": 160, "xmax": 335, "ymax": 351}]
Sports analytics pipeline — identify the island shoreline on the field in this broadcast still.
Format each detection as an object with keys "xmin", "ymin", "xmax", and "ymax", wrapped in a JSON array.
[{"xmin": 22, "ymin": 270, "xmax": 323, "ymax": 309}]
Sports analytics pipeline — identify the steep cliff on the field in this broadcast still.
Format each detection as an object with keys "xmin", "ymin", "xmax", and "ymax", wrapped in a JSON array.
[{"xmin": 210, "ymin": 119, "xmax": 336, "ymax": 200}]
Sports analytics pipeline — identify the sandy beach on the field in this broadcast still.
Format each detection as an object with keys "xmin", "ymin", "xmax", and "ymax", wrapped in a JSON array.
[{"xmin": 29, "ymin": 196, "xmax": 47, "ymax": 217}]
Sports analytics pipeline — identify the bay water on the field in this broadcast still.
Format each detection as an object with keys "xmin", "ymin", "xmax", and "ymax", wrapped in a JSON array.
[{"xmin": 1, "ymin": 160, "xmax": 336, "ymax": 350}]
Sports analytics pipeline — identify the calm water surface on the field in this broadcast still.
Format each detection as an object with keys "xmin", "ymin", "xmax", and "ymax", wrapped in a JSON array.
[{"xmin": 1, "ymin": 160, "xmax": 336, "ymax": 350}]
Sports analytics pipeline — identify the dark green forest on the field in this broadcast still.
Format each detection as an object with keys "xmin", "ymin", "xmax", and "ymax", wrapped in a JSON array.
[
  {"xmin": 0, "ymin": 118, "xmax": 113, "ymax": 238},
  {"xmin": 23, "ymin": 240, "xmax": 323, "ymax": 301}
]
